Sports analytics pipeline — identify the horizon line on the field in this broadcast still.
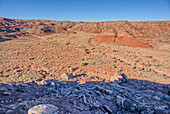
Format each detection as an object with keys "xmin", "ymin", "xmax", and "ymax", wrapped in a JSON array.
[{"xmin": 1, "ymin": 16, "xmax": 170, "ymax": 22}]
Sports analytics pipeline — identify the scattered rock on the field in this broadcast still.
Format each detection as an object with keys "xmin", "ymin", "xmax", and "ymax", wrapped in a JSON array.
[
  {"xmin": 0, "ymin": 17, "xmax": 170, "ymax": 114},
  {"xmin": 18, "ymin": 102, "xmax": 28, "ymax": 110},
  {"xmin": 154, "ymin": 96, "xmax": 161, "ymax": 101},
  {"xmin": 116, "ymin": 96, "xmax": 133, "ymax": 111},
  {"xmin": 60, "ymin": 88, "xmax": 71, "ymax": 96},
  {"xmin": 51, "ymin": 82, "xmax": 55, "ymax": 86},
  {"xmin": 59, "ymin": 73, "xmax": 69, "ymax": 81},
  {"xmin": 6, "ymin": 110, "xmax": 13, "ymax": 114},
  {"xmin": 110, "ymin": 72, "xmax": 127, "ymax": 83},
  {"xmin": 102, "ymin": 105, "xmax": 113, "ymax": 113},
  {"xmin": 0, "ymin": 79, "xmax": 169, "ymax": 113},
  {"xmin": 154, "ymin": 107, "xmax": 166, "ymax": 114},
  {"xmin": 36, "ymin": 80, "xmax": 47, "ymax": 85},
  {"xmin": 17, "ymin": 99, "xmax": 23, "ymax": 102},
  {"xmin": 2, "ymin": 92, "xmax": 11, "ymax": 96},
  {"xmin": 82, "ymin": 94, "xmax": 87, "ymax": 104},
  {"xmin": 122, "ymin": 99, "xmax": 133, "ymax": 111},
  {"xmin": 0, "ymin": 86, "xmax": 7, "ymax": 92},
  {"xmin": 104, "ymin": 89, "xmax": 113, "ymax": 95},
  {"xmin": 59, "ymin": 81, "xmax": 67, "ymax": 85}
]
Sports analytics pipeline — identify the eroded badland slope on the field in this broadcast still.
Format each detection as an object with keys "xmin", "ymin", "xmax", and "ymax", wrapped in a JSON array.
[
  {"xmin": 0, "ymin": 17, "xmax": 169, "ymax": 84},
  {"xmin": 0, "ymin": 17, "xmax": 170, "ymax": 113}
]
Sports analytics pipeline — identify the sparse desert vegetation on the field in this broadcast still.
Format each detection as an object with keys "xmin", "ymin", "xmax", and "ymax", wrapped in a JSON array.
[{"xmin": 0, "ymin": 17, "xmax": 170, "ymax": 113}]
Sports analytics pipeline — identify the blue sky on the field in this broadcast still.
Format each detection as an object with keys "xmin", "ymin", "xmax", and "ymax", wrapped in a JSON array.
[{"xmin": 0, "ymin": 0, "xmax": 170, "ymax": 22}]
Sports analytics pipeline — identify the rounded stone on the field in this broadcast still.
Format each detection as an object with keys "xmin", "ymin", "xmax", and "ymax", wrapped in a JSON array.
[
  {"xmin": 6, "ymin": 110, "xmax": 13, "ymax": 114},
  {"xmin": 122, "ymin": 99, "xmax": 133, "ymax": 111},
  {"xmin": 28, "ymin": 104, "xmax": 58, "ymax": 114}
]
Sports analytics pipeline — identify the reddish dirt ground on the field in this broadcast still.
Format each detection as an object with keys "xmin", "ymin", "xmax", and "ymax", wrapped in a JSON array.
[
  {"xmin": 95, "ymin": 35, "xmax": 153, "ymax": 48},
  {"xmin": 0, "ymin": 17, "xmax": 170, "ymax": 84}
]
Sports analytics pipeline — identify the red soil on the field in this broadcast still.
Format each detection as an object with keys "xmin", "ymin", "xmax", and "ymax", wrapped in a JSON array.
[
  {"xmin": 0, "ymin": 17, "xmax": 170, "ymax": 85},
  {"xmin": 95, "ymin": 35, "xmax": 153, "ymax": 48},
  {"xmin": 116, "ymin": 37, "xmax": 153, "ymax": 48},
  {"xmin": 95, "ymin": 35, "xmax": 116, "ymax": 42}
]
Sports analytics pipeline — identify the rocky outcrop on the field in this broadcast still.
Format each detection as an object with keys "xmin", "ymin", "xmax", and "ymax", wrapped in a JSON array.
[
  {"xmin": 0, "ymin": 77, "xmax": 169, "ymax": 114},
  {"xmin": 93, "ymin": 22, "xmax": 154, "ymax": 48},
  {"xmin": 131, "ymin": 21, "xmax": 170, "ymax": 38}
]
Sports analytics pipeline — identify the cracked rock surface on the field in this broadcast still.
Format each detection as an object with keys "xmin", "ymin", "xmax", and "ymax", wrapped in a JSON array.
[{"xmin": 0, "ymin": 78, "xmax": 169, "ymax": 114}]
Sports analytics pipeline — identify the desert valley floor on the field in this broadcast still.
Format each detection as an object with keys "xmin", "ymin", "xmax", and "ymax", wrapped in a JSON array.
[{"xmin": 0, "ymin": 17, "xmax": 170, "ymax": 113}]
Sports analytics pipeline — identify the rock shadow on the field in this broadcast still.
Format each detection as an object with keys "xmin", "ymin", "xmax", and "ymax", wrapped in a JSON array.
[
  {"xmin": 0, "ymin": 76, "xmax": 169, "ymax": 114},
  {"xmin": 0, "ymin": 37, "xmax": 11, "ymax": 42}
]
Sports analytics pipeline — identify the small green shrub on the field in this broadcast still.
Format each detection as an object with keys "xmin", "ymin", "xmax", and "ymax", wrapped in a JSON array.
[
  {"xmin": 137, "ymin": 67, "xmax": 144, "ymax": 71},
  {"xmin": 140, "ymin": 63, "xmax": 145, "ymax": 66},
  {"xmin": 112, "ymin": 49, "xmax": 117, "ymax": 52},
  {"xmin": 135, "ymin": 59, "xmax": 140, "ymax": 62},
  {"xmin": 69, "ymin": 67, "xmax": 76, "ymax": 72},
  {"xmin": 85, "ymin": 49, "xmax": 90, "ymax": 54},
  {"xmin": 91, "ymin": 47, "xmax": 95, "ymax": 50},
  {"xmin": 80, "ymin": 62, "xmax": 86, "ymax": 66},
  {"xmin": 131, "ymin": 66, "xmax": 136, "ymax": 69},
  {"xmin": 146, "ymin": 62, "xmax": 151, "ymax": 66},
  {"xmin": 145, "ymin": 56, "xmax": 153, "ymax": 58},
  {"xmin": 113, "ymin": 65, "xmax": 116, "ymax": 68}
]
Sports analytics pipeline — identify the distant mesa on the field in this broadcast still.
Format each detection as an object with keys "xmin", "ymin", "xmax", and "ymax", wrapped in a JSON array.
[
  {"xmin": 0, "ymin": 17, "xmax": 6, "ymax": 21},
  {"xmin": 0, "ymin": 17, "xmax": 22, "ymax": 23},
  {"xmin": 0, "ymin": 17, "xmax": 170, "ymax": 49},
  {"xmin": 0, "ymin": 17, "xmax": 13, "ymax": 21}
]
